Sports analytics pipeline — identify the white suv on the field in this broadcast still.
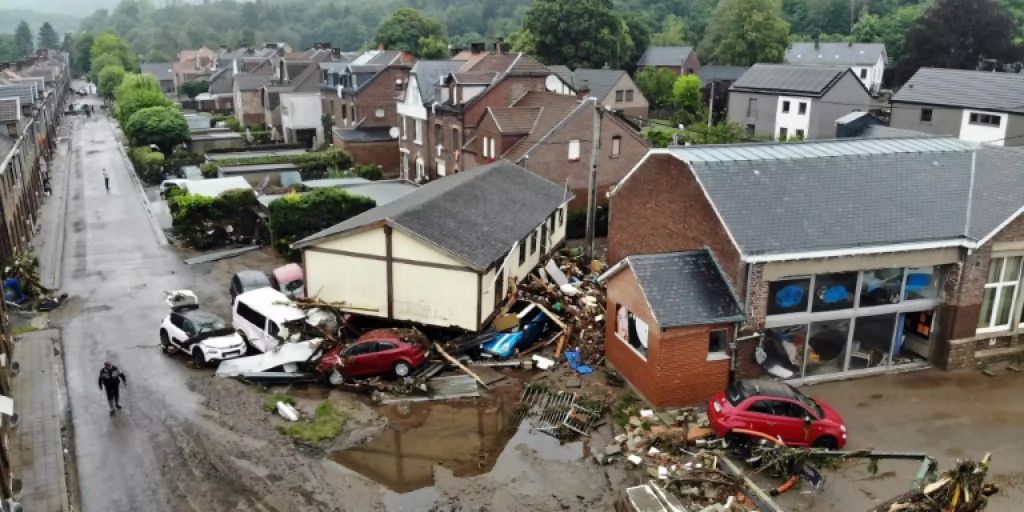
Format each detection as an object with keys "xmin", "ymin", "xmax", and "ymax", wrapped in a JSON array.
[{"xmin": 160, "ymin": 290, "xmax": 247, "ymax": 366}]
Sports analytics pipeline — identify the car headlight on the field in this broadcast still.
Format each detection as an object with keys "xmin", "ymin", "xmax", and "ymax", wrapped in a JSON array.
[
  {"xmin": 713, "ymin": 401, "xmax": 722, "ymax": 413},
  {"xmin": 840, "ymin": 425, "xmax": 847, "ymax": 433}
]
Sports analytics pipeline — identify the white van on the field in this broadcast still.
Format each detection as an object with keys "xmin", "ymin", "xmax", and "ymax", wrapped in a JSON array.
[{"xmin": 232, "ymin": 287, "xmax": 307, "ymax": 353}]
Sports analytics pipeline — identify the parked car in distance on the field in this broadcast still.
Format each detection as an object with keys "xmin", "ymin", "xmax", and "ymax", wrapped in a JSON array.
[
  {"xmin": 159, "ymin": 178, "xmax": 189, "ymax": 198},
  {"xmin": 270, "ymin": 263, "xmax": 304, "ymax": 299},
  {"xmin": 317, "ymin": 329, "xmax": 427, "ymax": 383},
  {"xmin": 232, "ymin": 287, "xmax": 307, "ymax": 353},
  {"xmin": 708, "ymin": 379, "xmax": 847, "ymax": 449},
  {"xmin": 230, "ymin": 270, "xmax": 272, "ymax": 303},
  {"xmin": 160, "ymin": 290, "xmax": 247, "ymax": 367}
]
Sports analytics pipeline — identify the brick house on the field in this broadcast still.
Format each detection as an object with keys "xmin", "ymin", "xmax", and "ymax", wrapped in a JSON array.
[
  {"xmin": 599, "ymin": 250, "xmax": 744, "ymax": 407},
  {"xmin": 607, "ymin": 137, "xmax": 1024, "ymax": 404},
  {"xmin": 636, "ymin": 46, "xmax": 701, "ymax": 75},
  {"xmin": 468, "ymin": 91, "xmax": 649, "ymax": 208},
  {"xmin": 549, "ymin": 67, "xmax": 649, "ymax": 119},
  {"xmin": 322, "ymin": 51, "xmax": 412, "ymax": 176},
  {"xmin": 233, "ymin": 73, "xmax": 273, "ymax": 126}
]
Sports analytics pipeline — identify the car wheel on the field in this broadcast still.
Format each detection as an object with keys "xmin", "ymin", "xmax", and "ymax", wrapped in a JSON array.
[
  {"xmin": 192, "ymin": 349, "xmax": 207, "ymax": 368},
  {"xmin": 328, "ymin": 369, "xmax": 344, "ymax": 386},
  {"xmin": 393, "ymin": 361, "xmax": 411, "ymax": 378},
  {"xmin": 159, "ymin": 330, "xmax": 171, "ymax": 353},
  {"xmin": 812, "ymin": 436, "xmax": 838, "ymax": 450}
]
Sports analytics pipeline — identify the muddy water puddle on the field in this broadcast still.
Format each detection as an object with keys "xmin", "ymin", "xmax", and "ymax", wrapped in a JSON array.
[{"xmin": 329, "ymin": 383, "xmax": 585, "ymax": 510}]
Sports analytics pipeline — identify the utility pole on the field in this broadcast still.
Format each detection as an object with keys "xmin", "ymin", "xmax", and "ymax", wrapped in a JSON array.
[
  {"xmin": 707, "ymin": 79, "xmax": 715, "ymax": 127},
  {"xmin": 584, "ymin": 99, "xmax": 601, "ymax": 262}
]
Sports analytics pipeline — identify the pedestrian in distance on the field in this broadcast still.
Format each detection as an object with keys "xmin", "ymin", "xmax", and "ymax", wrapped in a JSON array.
[
  {"xmin": 103, "ymin": 168, "xmax": 109, "ymax": 191},
  {"xmin": 98, "ymin": 361, "xmax": 127, "ymax": 416}
]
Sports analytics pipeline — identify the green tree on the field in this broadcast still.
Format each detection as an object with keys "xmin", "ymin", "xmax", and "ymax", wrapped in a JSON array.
[
  {"xmin": 60, "ymin": 32, "xmax": 74, "ymax": 53},
  {"xmin": 523, "ymin": 0, "xmax": 634, "ymax": 68},
  {"xmin": 123, "ymin": 106, "xmax": 190, "ymax": 154},
  {"xmin": 374, "ymin": 8, "xmax": 447, "ymax": 55},
  {"xmin": 635, "ymin": 67, "xmax": 677, "ymax": 107},
  {"xmin": 622, "ymin": 13, "xmax": 653, "ymax": 73},
  {"xmin": 0, "ymin": 35, "xmax": 15, "ymax": 63},
  {"xmin": 850, "ymin": 10, "xmax": 883, "ymax": 42},
  {"xmin": 14, "ymin": 21, "xmax": 33, "ymax": 57},
  {"xmin": 671, "ymin": 74, "xmax": 705, "ymax": 125},
  {"xmin": 90, "ymin": 54, "xmax": 123, "ymax": 83},
  {"xmin": 268, "ymin": 188, "xmax": 377, "ymax": 260},
  {"xmin": 97, "ymin": 65, "xmax": 126, "ymax": 99},
  {"xmin": 144, "ymin": 49, "xmax": 170, "ymax": 63},
  {"xmin": 508, "ymin": 29, "xmax": 537, "ymax": 54},
  {"xmin": 902, "ymin": 0, "xmax": 1020, "ymax": 72},
  {"xmin": 700, "ymin": 0, "xmax": 790, "ymax": 66},
  {"xmin": 38, "ymin": 22, "xmax": 59, "ymax": 50},
  {"xmin": 804, "ymin": 0, "xmax": 851, "ymax": 37},
  {"xmin": 418, "ymin": 36, "xmax": 449, "ymax": 59},
  {"xmin": 179, "ymin": 80, "xmax": 209, "ymax": 99},
  {"xmin": 73, "ymin": 33, "xmax": 95, "ymax": 75},
  {"xmin": 651, "ymin": 15, "xmax": 689, "ymax": 46},
  {"xmin": 115, "ymin": 74, "xmax": 171, "ymax": 121},
  {"xmin": 90, "ymin": 32, "xmax": 138, "ymax": 72}
]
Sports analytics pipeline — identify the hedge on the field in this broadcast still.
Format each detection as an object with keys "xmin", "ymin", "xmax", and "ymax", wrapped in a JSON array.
[
  {"xmin": 269, "ymin": 188, "xmax": 376, "ymax": 260},
  {"xmin": 201, "ymin": 149, "xmax": 354, "ymax": 180},
  {"xmin": 130, "ymin": 146, "xmax": 166, "ymax": 185},
  {"xmin": 168, "ymin": 189, "xmax": 261, "ymax": 250}
]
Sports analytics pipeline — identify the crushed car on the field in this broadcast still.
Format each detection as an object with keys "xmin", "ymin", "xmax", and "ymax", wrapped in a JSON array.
[
  {"xmin": 160, "ymin": 290, "xmax": 247, "ymax": 367},
  {"xmin": 317, "ymin": 328, "xmax": 428, "ymax": 384}
]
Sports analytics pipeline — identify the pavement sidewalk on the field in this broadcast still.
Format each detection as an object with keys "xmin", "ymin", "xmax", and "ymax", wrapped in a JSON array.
[{"xmin": 11, "ymin": 329, "xmax": 70, "ymax": 512}]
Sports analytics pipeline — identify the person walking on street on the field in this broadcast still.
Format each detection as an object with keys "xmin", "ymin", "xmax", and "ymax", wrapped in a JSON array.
[
  {"xmin": 98, "ymin": 362, "xmax": 127, "ymax": 416},
  {"xmin": 103, "ymin": 168, "xmax": 109, "ymax": 191}
]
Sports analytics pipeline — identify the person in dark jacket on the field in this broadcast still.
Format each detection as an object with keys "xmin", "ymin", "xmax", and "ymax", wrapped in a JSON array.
[{"xmin": 98, "ymin": 362, "xmax": 127, "ymax": 416}]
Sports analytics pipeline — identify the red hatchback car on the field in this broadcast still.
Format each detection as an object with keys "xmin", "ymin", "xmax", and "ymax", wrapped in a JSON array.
[
  {"xmin": 708, "ymin": 379, "xmax": 847, "ymax": 449},
  {"xmin": 318, "ymin": 329, "xmax": 427, "ymax": 383}
]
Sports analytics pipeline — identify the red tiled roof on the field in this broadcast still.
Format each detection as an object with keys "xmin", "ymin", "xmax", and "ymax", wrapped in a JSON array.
[
  {"xmin": 502, "ymin": 92, "xmax": 587, "ymax": 162},
  {"xmin": 488, "ymin": 107, "xmax": 542, "ymax": 134}
]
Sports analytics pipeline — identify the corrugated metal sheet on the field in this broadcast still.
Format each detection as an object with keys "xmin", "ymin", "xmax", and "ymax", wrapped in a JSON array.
[
  {"xmin": 0, "ymin": 98, "xmax": 20, "ymax": 123},
  {"xmin": 0, "ymin": 84, "xmax": 34, "ymax": 105},
  {"xmin": 665, "ymin": 136, "xmax": 974, "ymax": 162}
]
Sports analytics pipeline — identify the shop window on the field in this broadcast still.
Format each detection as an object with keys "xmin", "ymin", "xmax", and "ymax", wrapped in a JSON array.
[
  {"xmin": 767, "ymin": 278, "xmax": 810, "ymax": 315},
  {"xmin": 904, "ymin": 266, "xmax": 939, "ymax": 301},
  {"xmin": 978, "ymin": 256, "xmax": 1022, "ymax": 331},
  {"xmin": 804, "ymin": 318, "xmax": 850, "ymax": 376},
  {"xmin": 616, "ymin": 305, "xmax": 649, "ymax": 358},
  {"xmin": 850, "ymin": 314, "xmax": 896, "ymax": 369},
  {"xmin": 708, "ymin": 329, "xmax": 728, "ymax": 360},
  {"xmin": 860, "ymin": 268, "xmax": 904, "ymax": 307},
  {"xmin": 812, "ymin": 272, "xmax": 857, "ymax": 312},
  {"xmin": 761, "ymin": 325, "xmax": 808, "ymax": 378},
  {"xmin": 895, "ymin": 310, "xmax": 934, "ymax": 362}
]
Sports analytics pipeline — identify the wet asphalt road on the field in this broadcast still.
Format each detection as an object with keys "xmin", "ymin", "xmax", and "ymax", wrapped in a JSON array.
[{"xmin": 55, "ymin": 102, "xmax": 209, "ymax": 511}]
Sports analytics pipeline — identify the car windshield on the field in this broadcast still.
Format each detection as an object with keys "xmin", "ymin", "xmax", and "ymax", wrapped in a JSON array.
[
  {"xmin": 793, "ymin": 390, "xmax": 824, "ymax": 418},
  {"xmin": 194, "ymin": 317, "xmax": 226, "ymax": 333}
]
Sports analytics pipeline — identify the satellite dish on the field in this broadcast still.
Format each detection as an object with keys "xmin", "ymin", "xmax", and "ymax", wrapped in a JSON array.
[
  {"xmin": 544, "ymin": 74, "xmax": 562, "ymax": 93},
  {"xmin": 388, "ymin": 127, "xmax": 400, "ymax": 139}
]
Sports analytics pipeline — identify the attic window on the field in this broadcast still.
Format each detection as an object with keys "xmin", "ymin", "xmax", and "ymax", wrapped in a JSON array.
[
  {"xmin": 395, "ymin": 79, "xmax": 404, "ymax": 91},
  {"xmin": 568, "ymin": 139, "xmax": 581, "ymax": 161}
]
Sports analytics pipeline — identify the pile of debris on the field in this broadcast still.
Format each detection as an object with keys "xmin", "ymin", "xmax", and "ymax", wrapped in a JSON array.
[
  {"xmin": 514, "ymin": 249, "xmax": 607, "ymax": 364},
  {"xmin": 3, "ymin": 251, "xmax": 67, "ymax": 311},
  {"xmin": 514, "ymin": 383, "xmax": 606, "ymax": 440},
  {"xmin": 871, "ymin": 454, "xmax": 997, "ymax": 512}
]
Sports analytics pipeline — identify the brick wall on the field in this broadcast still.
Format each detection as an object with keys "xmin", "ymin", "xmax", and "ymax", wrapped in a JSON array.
[
  {"xmin": 332, "ymin": 137, "xmax": 401, "ymax": 178},
  {"xmin": 605, "ymin": 267, "xmax": 732, "ymax": 407},
  {"xmin": 464, "ymin": 76, "xmax": 547, "ymax": 130},
  {"xmin": 607, "ymin": 154, "xmax": 744, "ymax": 293},
  {"xmin": 357, "ymin": 67, "xmax": 409, "ymax": 129}
]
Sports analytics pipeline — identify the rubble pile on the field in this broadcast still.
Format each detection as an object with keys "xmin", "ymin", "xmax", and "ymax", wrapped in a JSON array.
[
  {"xmin": 515, "ymin": 249, "xmax": 607, "ymax": 364},
  {"xmin": 871, "ymin": 454, "xmax": 997, "ymax": 512}
]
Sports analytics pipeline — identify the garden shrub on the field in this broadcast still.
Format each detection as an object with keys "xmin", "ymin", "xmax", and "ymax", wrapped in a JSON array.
[{"xmin": 269, "ymin": 187, "xmax": 376, "ymax": 260}]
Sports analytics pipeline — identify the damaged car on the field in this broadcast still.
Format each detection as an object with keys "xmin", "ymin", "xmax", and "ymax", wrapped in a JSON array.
[
  {"xmin": 160, "ymin": 290, "xmax": 247, "ymax": 367},
  {"xmin": 317, "ymin": 328, "xmax": 428, "ymax": 384}
]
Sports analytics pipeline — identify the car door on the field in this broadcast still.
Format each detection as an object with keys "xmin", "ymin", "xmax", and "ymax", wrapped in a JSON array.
[
  {"xmin": 180, "ymin": 318, "xmax": 198, "ymax": 345},
  {"xmin": 168, "ymin": 313, "xmax": 187, "ymax": 346},
  {"xmin": 741, "ymin": 399, "xmax": 779, "ymax": 434},
  {"xmin": 770, "ymin": 401, "xmax": 813, "ymax": 446},
  {"xmin": 343, "ymin": 343, "xmax": 377, "ymax": 377},
  {"xmin": 373, "ymin": 342, "xmax": 399, "ymax": 373}
]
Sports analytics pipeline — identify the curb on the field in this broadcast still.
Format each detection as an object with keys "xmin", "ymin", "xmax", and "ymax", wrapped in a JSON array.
[{"xmin": 49, "ymin": 328, "xmax": 78, "ymax": 512}]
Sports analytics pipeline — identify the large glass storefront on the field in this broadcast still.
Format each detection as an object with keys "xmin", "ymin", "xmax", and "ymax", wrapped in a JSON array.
[{"xmin": 760, "ymin": 266, "xmax": 941, "ymax": 380}]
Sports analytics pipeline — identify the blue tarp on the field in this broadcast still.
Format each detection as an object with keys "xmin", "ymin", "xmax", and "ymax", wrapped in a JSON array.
[{"xmin": 564, "ymin": 350, "xmax": 592, "ymax": 375}]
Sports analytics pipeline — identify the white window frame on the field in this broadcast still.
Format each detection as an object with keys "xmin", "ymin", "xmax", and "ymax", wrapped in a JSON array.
[
  {"xmin": 978, "ymin": 255, "xmax": 1023, "ymax": 333},
  {"xmin": 707, "ymin": 329, "xmax": 729, "ymax": 361},
  {"xmin": 611, "ymin": 135, "xmax": 621, "ymax": 157},
  {"xmin": 568, "ymin": 139, "xmax": 581, "ymax": 161},
  {"xmin": 436, "ymin": 159, "xmax": 446, "ymax": 177},
  {"xmin": 482, "ymin": 136, "xmax": 490, "ymax": 158},
  {"xmin": 414, "ymin": 119, "xmax": 423, "ymax": 145},
  {"xmin": 415, "ymin": 158, "xmax": 425, "ymax": 181},
  {"xmin": 489, "ymin": 137, "xmax": 496, "ymax": 159}
]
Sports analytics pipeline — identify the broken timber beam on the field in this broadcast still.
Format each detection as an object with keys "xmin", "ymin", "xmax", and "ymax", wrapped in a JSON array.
[
  {"xmin": 717, "ymin": 452, "xmax": 786, "ymax": 512},
  {"xmin": 434, "ymin": 343, "xmax": 489, "ymax": 390}
]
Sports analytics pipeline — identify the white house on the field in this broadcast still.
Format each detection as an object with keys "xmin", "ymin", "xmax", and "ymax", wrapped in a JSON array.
[
  {"xmin": 785, "ymin": 42, "xmax": 887, "ymax": 93},
  {"xmin": 279, "ymin": 91, "xmax": 324, "ymax": 148},
  {"xmin": 294, "ymin": 160, "xmax": 572, "ymax": 331},
  {"xmin": 396, "ymin": 60, "xmax": 465, "ymax": 181}
]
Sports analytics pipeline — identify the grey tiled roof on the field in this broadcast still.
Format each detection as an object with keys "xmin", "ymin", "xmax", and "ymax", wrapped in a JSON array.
[
  {"xmin": 140, "ymin": 63, "xmax": 175, "ymax": 81},
  {"xmin": 619, "ymin": 250, "xmax": 745, "ymax": 328},
  {"xmin": 730, "ymin": 64, "xmax": 849, "ymax": 96},
  {"xmin": 295, "ymin": 160, "xmax": 570, "ymax": 270},
  {"xmin": 696, "ymin": 65, "xmax": 750, "ymax": 87},
  {"xmin": 332, "ymin": 127, "xmax": 395, "ymax": 142},
  {"xmin": 234, "ymin": 73, "xmax": 273, "ymax": 91},
  {"xmin": 411, "ymin": 60, "xmax": 464, "ymax": 103},
  {"xmin": 488, "ymin": 107, "xmax": 542, "ymax": 134},
  {"xmin": 638, "ymin": 46, "xmax": 693, "ymax": 67},
  {"xmin": 786, "ymin": 42, "xmax": 886, "ymax": 67},
  {"xmin": 892, "ymin": 68, "xmax": 1024, "ymax": 114},
  {"xmin": 655, "ymin": 137, "xmax": 1024, "ymax": 256},
  {"xmin": 0, "ymin": 84, "xmax": 34, "ymax": 105},
  {"xmin": 0, "ymin": 98, "xmax": 20, "ymax": 123},
  {"xmin": 572, "ymin": 69, "xmax": 626, "ymax": 100}
]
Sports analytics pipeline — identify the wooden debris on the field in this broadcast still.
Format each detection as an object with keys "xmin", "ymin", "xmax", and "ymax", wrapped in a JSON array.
[{"xmin": 434, "ymin": 343, "xmax": 489, "ymax": 390}]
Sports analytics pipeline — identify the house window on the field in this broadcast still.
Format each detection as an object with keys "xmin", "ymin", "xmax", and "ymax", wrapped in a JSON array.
[
  {"xmin": 482, "ymin": 137, "xmax": 490, "ymax": 158},
  {"xmin": 400, "ymin": 115, "xmax": 407, "ymax": 139},
  {"xmin": 568, "ymin": 139, "xmax": 581, "ymax": 161},
  {"xmin": 414, "ymin": 119, "xmax": 423, "ymax": 144},
  {"xmin": 415, "ymin": 158, "xmax": 425, "ymax": 180},
  {"xmin": 530, "ymin": 232, "xmax": 537, "ymax": 254},
  {"xmin": 395, "ymin": 78, "xmax": 404, "ymax": 91},
  {"xmin": 434, "ymin": 124, "xmax": 444, "ymax": 148},
  {"xmin": 798, "ymin": 102, "xmax": 807, "ymax": 115},
  {"xmin": 436, "ymin": 159, "xmax": 446, "ymax": 177},
  {"xmin": 778, "ymin": 127, "xmax": 788, "ymax": 140},
  {"xmin": 615, "ymin": 90, "xmax": 624, "ymax": 102},
  {"xmin": 558, "ymin": 208, "xmax": 564, "ymax": 226},
  {"xmin": 745, "ymin": 124, "xmax": 755, "ymax": 137},
  {"xmin": 920, "ymin": 109, "xmax": 933, "ymax": 123},
  {"xmin": 978, "ymin": 256, "xmax": 1023, "ymax": 331},
  {"xmin": 611, "ymin": 136, "xmax": 621, "ymax": 157},
  {"xmin": 615, "ymin": 305, "xmax": 649, "ymax": 359},
  {"xmin": 625, "ymin": 90, "xmax": 634, "ymax": 101},
  {"xmin": 859, "ymin": 69, "xmax": 867, "ymax": 79},
  {"xmin": 969, "ymin": 112, "xmax": 1001, "ymax": 127},
  {"xmin": 781, "ymin": 100, "xmax": 791, "ymax": 113},
  {"xmin": 708, "ymin": 329, "xmax": 728, "ymax": 360},
  {"xmin": 746, "ymin": 98, "xmax": 758, "ymax": 118},
  {"xmin": 540, "ymin": 224, "xmax": 548, "ymax": 254},
  {"xmin": 452, "ymin": 126, "xmax": 461, "ymax": 150},
  {"xmin": 341, "ymin": 104, "xmax": 348, "ymax": 122},
  {"xmin": 518, "ymin": 239, "xmax": 526, "ymax": 265},
  {"xmin": 490, "ymin": 138, "xmax": 496, "ymax": 159},
  {"xmin": 795, "ymin": 129, "xmax": 805, "ymax": 140}
]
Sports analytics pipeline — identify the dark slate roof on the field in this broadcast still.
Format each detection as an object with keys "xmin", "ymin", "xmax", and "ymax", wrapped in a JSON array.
[
  {"xmin": 332, "ymin": 127, "xmax": 395, "ymax": 142},
  {"xmin": 294, "ymin": 161, "xmax": 570, "ymax": 270},
  {"xmin": 638, "ymin": 46, "xmax": 693, "ymax": 67},
  {"xmin": 731, "ymin": 64, "xmax": 849, "ymax": 96},
  {"xmin": 696, "ymin": 65, "xmax": 750, "ymax": 87},
  {"xmin": 488, "ymin": 107, "xmax": 542, "ymax": 134},
  {"xmin": 785, "ymin": 42, "xmax": 886, "ymax": 67},
  {"xmin": 892, "ymin": 68, "xmax": 1024, "ymax": 114},
  {"xmin": 234, "ymin": 73, "xmax": 273, "ymax": 91},
  {"xmin": 572, "ymin": 69, "xmax": 626, "ymax": 100},
  {"xmin": 653, "ymin": 137, "xmax": 1024, "ymax": 256},
  {"xmin": 547, "ymin": 65, "xmax": 573, "ymax": 87},
  {"xmin": 141, "ymin": 63, "xmax": 175, "ymax": 81},
  {"xmin": 412, "ymin": 60, "xmax": 464, "ymax": 103},
  {"xmin": 605, "ymin": 250, "xmax": 744, "ymax": 328},
  {"xmin": 208, "ymin": 68, "xmax": 233, "ymax": 95}
]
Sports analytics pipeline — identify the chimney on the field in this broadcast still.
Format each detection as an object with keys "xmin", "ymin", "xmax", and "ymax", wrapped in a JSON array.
[
  {"xmin": 470, "ymin": 42, "xmax": 486, "ymax": 54},
  {"xmin": 332, "ymin": 48, "xmax": 341, "ymax": 59},
  {"xmin": 495, "ymin": 37, "xmax": 506, "ymax": 55},
  {"xmin": 449, "ymin": 46, "xmax": 464, "ymax": 57}
]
